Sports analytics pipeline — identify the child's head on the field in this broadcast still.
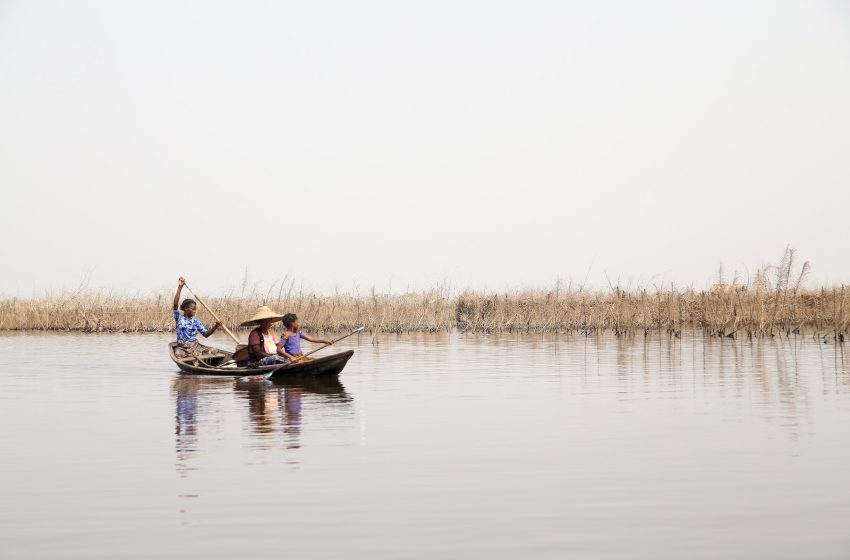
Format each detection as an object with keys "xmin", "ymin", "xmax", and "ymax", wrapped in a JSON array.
[
  {"xmin": 282, "ymin": 313, "xmax": 300, "ymax": 331},
  {"xmin": 180, "ymin": 299, "xmax": 197, "ymax": 318}
]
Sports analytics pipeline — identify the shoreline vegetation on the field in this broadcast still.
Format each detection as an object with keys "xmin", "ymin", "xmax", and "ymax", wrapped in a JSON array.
[{"xmin": 1, "ymin": 249, "xmax": 847, "ymax": 341}]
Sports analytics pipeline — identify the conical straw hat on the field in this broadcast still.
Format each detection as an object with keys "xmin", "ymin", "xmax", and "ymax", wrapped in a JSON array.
[{"xmin": 240, "ymin": 305, "xmax": 285, "ymax": 327}]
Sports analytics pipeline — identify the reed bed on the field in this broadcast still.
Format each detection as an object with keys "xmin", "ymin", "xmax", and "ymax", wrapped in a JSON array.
[
  {"xmin": 1, "ymin": 250, "xmax": 846, "ymax": 341},
  {"xmin": 0, "ymin": 286, "xmax": 847, "ymax": 341}
]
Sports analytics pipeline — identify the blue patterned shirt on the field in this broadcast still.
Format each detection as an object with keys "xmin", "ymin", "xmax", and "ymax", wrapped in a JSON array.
[
  {"xmin": 173, "ymin": 309, "xmax": 207, "ymax": 343},
  {"xmin": 282, "ymin": 331, "xmax": 306, "ymax": 355}
]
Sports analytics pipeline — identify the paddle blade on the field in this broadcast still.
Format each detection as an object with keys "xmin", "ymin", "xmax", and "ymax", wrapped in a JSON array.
[{"xmin": 231, "ymin": 344, "xmax": 250, "ymax": 363}]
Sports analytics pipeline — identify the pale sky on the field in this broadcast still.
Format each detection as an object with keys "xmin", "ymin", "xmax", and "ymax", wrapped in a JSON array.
[{"xmin": 1, "ymin": 0, "xmax": 848, "ymax": 297}]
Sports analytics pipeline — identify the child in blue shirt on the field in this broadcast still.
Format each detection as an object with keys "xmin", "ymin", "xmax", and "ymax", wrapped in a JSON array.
[
  {"xmin": 173, "ymin": 277, "xmax": 221, "ymax": 343},
  {"xmin": 279, "ymin": 313, "xmax": 333, "ymax": 362}
]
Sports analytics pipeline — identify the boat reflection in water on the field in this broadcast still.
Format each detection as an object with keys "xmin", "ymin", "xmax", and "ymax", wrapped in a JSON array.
[{"xmin": 173, "ymin": 375, "xmax": 353, "ymax": 473}]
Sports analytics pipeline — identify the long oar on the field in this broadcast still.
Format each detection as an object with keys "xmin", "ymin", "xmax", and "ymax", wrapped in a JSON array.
[
  {"xmin": 254, "ymin": 326, "xmax": 364, "ymax": 380},
  {"xmin": 291, "ymin": 326, "xmax": 365, "ymax": 362},
  {"xmin": 182, "ymin": 281, "xmax": 241, "ymax": 346}
]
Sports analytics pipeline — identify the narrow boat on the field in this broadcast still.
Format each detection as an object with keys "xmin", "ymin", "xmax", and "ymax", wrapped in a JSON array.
[{"xmin": 168, "ymin": 342, "xmax": 354, "ymax": 378}]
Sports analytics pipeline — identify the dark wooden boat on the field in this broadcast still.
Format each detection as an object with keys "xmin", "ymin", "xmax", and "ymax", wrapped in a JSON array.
[{"xmin": 168, "ymin": 342, "xmax": 354, "ymax": 378}]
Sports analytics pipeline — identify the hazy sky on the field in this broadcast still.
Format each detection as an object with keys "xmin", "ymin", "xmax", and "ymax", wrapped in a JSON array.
[{"xmin": 1, "ymin": 0, "xmax": 848, "ymax": 297}]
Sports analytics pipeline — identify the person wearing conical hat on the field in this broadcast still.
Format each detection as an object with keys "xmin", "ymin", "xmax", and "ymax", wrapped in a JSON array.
[{"xmin": 240, "ymin": 306, "xmax": 289, "ymax": 366}]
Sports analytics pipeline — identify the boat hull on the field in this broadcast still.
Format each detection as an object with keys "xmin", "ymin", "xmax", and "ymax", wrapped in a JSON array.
[{"xmin": 168, "ymin": 342, "xmax": 353, "ymax": 378}]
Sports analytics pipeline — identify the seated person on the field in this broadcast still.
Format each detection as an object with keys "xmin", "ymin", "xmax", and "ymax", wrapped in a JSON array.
[
  {"xmin": 173, "ymin": 277, "xmax": 221, "ymax": 347},
  {"xmin": 241, "ymin": 306, "xmax": 289, "ymax": 366},
  {"xmin": 279, "ymin": 313, "xmax": 333, "ymax": 362}
]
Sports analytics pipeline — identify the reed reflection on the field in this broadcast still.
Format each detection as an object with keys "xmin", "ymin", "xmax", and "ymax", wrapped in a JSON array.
[
  {"xmin": 582, "ymin": 334, "xmax": 845, "ymax": 431},
  {"xmin": 173, "ymin": 375, "xmax": 353, "ymax": 473}
]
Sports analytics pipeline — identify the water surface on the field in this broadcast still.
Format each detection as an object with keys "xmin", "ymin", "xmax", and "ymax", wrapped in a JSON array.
[{"xmin": 1, "ymin": 332, "xmax": 849, "ymax": 559}]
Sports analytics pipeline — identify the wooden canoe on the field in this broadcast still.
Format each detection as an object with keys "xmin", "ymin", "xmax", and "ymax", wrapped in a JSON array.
[{"xmin": 168, "ymin": 342, "xmax": 354, "ymax": 378}]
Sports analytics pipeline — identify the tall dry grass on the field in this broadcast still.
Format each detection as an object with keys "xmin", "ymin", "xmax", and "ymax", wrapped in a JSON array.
[
  {"xmin": 1, "ymin": 287, "xmax": 846, "ymax": 340},
  {"xmin": 1, "ymin": 249, "xmax": 847, "ymax": 340}
]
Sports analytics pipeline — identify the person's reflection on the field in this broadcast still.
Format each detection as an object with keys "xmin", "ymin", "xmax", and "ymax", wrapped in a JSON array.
[
  {"xmin": 173, "ymin": 376, "xmax": 207, "ymax": 477},
  {"xmin": 280, "ymin": 384, "xmax": 302, "ymax": 449},
  {"xmin": 239, "ymin": 380, "xmax": 277, "ymax": 435},
  {"xmin": 175, "ymin": 377, "xmax": 200, "ymax": 439}
]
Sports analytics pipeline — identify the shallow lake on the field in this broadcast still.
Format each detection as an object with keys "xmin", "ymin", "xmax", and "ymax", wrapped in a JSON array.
[{"xmin": 1, "ymin": 332, "xmax": 849, "ymax": 559}]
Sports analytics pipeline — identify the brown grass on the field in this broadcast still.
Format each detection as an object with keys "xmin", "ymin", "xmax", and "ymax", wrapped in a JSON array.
[
  {"xmin": 1, "ymin": 249, "xmax": 847, "ymax": 341},
  {"xmin": 0, "ymin": 286, "xmax": 846, "ymax": 340}
]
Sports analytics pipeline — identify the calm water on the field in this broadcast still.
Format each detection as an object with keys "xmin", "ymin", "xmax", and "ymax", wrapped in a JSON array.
[{"xmin": 1, "ymin": 332, "xmax": 849, "ymax": 559}]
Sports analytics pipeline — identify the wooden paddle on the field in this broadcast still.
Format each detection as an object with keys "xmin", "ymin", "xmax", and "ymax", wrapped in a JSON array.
[
  {"xmin": 289, "ymin": 326, "xmax": 365, "ymax": 363},
  {"xmin": 182, "ymin": 281, "xmax": 241, "ymax": 346}
]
